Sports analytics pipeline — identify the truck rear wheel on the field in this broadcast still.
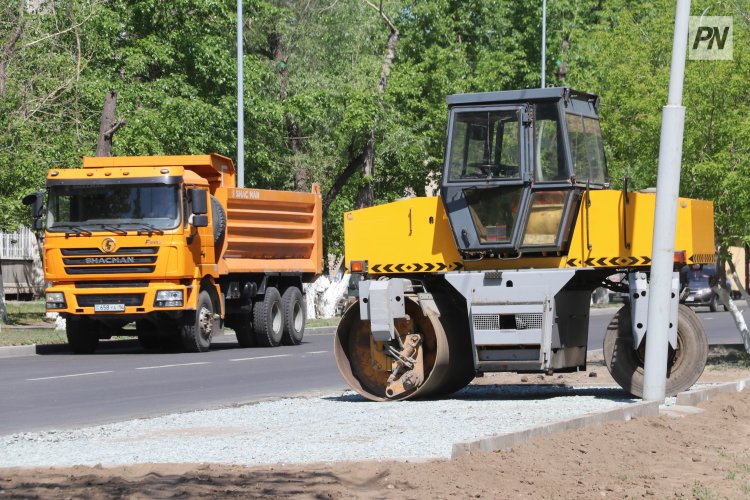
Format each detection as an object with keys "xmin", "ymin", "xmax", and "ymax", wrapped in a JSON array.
[
  {"xmin": 253, "ymin": 287, "xmax": 283, "ymax": 347},
  {"xmin": 66, "ymin": 318, "xmax": 99, "ymax": 354},
  {"xmin": 229, "ymin": 313, "xmax": 256, "ymax": 348},
  {"xmin": 181, "ymin": 290, "xmax": 215, "ymax": 352},
  {"xmin": 281, "ymin": 287, "xmax": 305, "ymax": 345},
  {"xmin": 603, "ymin": 303, "xmax": 708, "ymax": 397}
]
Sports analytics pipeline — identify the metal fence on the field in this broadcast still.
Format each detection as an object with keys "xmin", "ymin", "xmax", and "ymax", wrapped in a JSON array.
[{"xmin": 0, "ymin": 226, "xmax": 37, "ymax": 261}]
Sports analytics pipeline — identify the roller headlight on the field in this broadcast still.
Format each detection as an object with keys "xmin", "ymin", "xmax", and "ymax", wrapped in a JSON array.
[{"xmin": 154, "ymin": 290, "xmax": 183, "ymax": 307}]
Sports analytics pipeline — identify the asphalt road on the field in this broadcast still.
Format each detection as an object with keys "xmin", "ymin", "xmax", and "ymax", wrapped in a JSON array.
[
  {"xmin": 1, "ymin": 303, "xmax": 747, "ymax": 436},
  {"xmin": 0, "ymin": 328, "xmax": 345, "ymax": 436}
]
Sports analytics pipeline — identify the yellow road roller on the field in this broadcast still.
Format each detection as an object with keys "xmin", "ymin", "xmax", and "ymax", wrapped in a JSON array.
[{"xmin": 335, "ymin": 87, "xmax": 714, "ymax": 401}]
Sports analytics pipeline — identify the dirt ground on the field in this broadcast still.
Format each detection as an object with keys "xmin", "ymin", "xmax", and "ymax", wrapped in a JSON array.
[{"xmin": 3, "ymin": 348, "xmax": 750, "ymax": 499}]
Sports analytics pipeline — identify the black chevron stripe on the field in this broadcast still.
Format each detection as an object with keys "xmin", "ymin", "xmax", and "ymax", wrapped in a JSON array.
[
  {"xmin": 412, "ymin": 263, "xmax": 423, "ymax": 272},
  {"xmin": 394, "ymin": 263, "xmax": 405, "ymax": 272},
  {"xmin": 370, "ymin": 264, "xmax": 381, "ymax": 273}
]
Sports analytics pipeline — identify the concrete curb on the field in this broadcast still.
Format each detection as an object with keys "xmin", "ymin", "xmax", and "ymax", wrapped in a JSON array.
[
  {"xmin": 675, "ymin": 378, "xmax": 750, "ymax": 406},
  {"xmin": 451, "ymin": 400, "xmax": 660, "ymax": 458},
  {"xmin": 452, "ymin": 375, "xmax": 750, "ymax": 459}
]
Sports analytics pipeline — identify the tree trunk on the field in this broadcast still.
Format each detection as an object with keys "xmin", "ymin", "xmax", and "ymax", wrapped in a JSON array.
[
  {"xmin": 355, "ymin": 1, "xmax": 399, "ymax": 209},
  {"xmin": 96, "ymin": 90, "xmax": 125, "ymax": 156},
  {"xmin": 713, "ymin": 284, "xmax": 750, "ymax": 352},
  {"xmin": 727, "ymin": 256, "xmax": 750, "ymax": 303},
  {"xmin": 270, "ymin": 29, "xmax": 307, "ymax": 191}
]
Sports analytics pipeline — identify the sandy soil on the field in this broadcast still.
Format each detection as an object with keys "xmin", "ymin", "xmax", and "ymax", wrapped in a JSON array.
[{"xmin": 2, "ymin": 348, "xmax": 750, "ymax": 499}]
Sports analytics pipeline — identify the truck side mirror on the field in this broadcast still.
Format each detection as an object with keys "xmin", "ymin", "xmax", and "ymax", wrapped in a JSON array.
[
  {"xmin": 188, "ymin": 188, "xmax": 208, "ymax": 215},
  {"xmin": 22, "ymin": 192, "xmax": 44, "ymax": 230},
  {"xmin": 191, "ymin": 214, "xmax": 208, "ymax": 227}
]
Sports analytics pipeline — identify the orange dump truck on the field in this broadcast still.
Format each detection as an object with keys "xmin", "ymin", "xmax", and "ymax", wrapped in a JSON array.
[{"xmin": 23, "ymin": 154, "xmax": 322, "ymax": 353}]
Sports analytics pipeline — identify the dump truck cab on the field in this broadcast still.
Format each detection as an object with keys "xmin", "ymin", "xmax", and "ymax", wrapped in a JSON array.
[{"xmin": 442, "ymin": 87, "xmax": 605, "ymax": 256}]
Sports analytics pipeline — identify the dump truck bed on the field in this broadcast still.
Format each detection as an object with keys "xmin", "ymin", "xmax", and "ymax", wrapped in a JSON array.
[{"xmin": 215, "ymin": 185, "xmax": 323, "ymax": 277}]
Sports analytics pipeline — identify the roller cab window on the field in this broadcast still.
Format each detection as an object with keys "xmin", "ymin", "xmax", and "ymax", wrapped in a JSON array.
[
  {"xmin": 448, "ymin": 108, "xmax": 522, "ymax": 181},
  {"xmin": 565, "ymin": 113, "xmax": 607, "ymax": 184}
]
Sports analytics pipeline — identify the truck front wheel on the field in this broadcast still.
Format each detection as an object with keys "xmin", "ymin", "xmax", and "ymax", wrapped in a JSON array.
[
  {"xmin": 66, "ymin": 318, "xmax": 100, "ymax": 354},
  {"xmin": 253, "ymin": 287, "xmax": 283, "ymax": 347},
  {"xmin": 181, "ymin": 290, "xmax": 216, "ymax": 352}
]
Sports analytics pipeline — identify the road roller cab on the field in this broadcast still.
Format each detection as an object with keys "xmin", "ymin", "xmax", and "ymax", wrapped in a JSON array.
[{"xmin": 441, "ymin": 88, "xmax": 605, "ymax": 257}]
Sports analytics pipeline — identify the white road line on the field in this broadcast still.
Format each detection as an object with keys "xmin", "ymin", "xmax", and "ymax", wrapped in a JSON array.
[
  {"xmin": 229, "ymin": 354, "xmax": 291, "ymax": 362},
  {"xmin": 27, "ymin": 371, "xmax": 113, "ymax": 381},
  {"xmin": 306, "ymin": 351, "xmax": 328, "ymax": 354},
  {"xmin": 136, "ymin": 362, "xmax": 211, "ymax": 370}
]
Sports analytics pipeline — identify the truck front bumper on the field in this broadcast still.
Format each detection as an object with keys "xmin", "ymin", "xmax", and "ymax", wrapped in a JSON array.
[{"xmin": 45, "ymin": 281, "xmax": 196, "ymax": 317}]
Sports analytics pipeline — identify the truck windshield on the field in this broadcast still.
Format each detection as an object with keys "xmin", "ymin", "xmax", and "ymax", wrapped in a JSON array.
[{"xmin": 47, "ymin": 183, "xmax": 180, "ymax": 231}]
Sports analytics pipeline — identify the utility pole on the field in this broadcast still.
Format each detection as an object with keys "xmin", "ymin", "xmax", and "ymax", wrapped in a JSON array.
[
  {"xmin": 541, "ymin": 0, "xmax": 547, "ymax": 88},
  {"xmin": 642, "ymin": 0, "xmax": 691, "ymax": 401},
  {"xmin": 236, "ymin": 0, "xmax": 245, "ymax": 188}
]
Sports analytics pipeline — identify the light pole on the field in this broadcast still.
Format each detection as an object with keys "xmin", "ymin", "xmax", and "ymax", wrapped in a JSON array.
[
  {"xmin": 642, "ymin": 0, "xmax": 691, "ymax": 401},
  {"xmin": 236, "ymin": 0, "xmax": 245, "ymax": 188},
  {"xmin": 541, "ymin": 0, "xmax": 547, "ymax": 88}
]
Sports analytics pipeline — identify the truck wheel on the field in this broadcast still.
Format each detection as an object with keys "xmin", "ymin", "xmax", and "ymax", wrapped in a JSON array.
[
  {"xmin": 181, "ymin": 290, "xmax": 215, "ymax": 352},
  {"xmin": 229, "ymin": 313, "xmax": 256, "ymax": 348},
  {"xmin": 603, "ymin": 303, "xmax": 708, "ymax": 397},
  {"xmin": 253, "ymin": 287, "xmax": 283, "ymax": 347},
  {"xmin": 66, "ymin": 318, "xmax": 99, "ymax": 354},
  {"xmin": 281, "ymin": 287, "xmax": 305, "ymax": 345},
  {"xmin": 210, "ymin": 195, "xmax": 226, "ymax": 244}
]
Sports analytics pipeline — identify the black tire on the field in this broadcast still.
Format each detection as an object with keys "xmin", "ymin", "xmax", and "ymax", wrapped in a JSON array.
[
  {"xmin": 229, "ymin": 312, "xmax": 256, "ymax": 348},
  {"xmin": 66, "ymin": 318, "xmax": 99, "ymax": 354},
  {"xmin": 210, "ymin": 195, "xmax": 226, "ymax": 245},
  {"xmin": 281, "ymin": 287, "xmax": 305, "ymax": 345},
  {"xmin": 603, "ymin": 303, "xmax": 708, "ymax": 397},
  {"xmin": 181, "ymin": 290, "xmax": 216, "ymax": 352},
  {"xmin": 253, "ymin": 287, "xmax": 283, "ymax": 347},
  {"xmin": 709, "ymin": 294, "xmax": 718, "ymax": 312}
]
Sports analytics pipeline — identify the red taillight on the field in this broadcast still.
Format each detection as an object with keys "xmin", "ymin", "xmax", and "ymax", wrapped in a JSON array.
[
  {"xmin": 350, "ymin": 260, "xmax": 367, "ymax": 273},
  {"xmin": 674, "ymin": 250, "xmax": 686, "ymax": 263}
]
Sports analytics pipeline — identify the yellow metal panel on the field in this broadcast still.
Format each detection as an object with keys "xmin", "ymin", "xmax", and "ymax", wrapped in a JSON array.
[
  {"xmin": 345, "ymin": 190, "xmax": 715, "ymax": 274},
  {"xmin": 344, "ymin": 197, "xmax": 461, "ymax": 273}
]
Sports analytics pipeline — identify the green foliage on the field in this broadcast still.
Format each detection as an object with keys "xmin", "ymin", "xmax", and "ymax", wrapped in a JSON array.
[{"xmin": 0, "ymin": 0, "xmax": 747, "ymax": 255}]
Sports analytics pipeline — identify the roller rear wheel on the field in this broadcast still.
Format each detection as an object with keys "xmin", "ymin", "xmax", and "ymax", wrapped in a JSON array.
[{"xmin": 603, "ymin": 303, "xmax": 708, "ymax": 397}]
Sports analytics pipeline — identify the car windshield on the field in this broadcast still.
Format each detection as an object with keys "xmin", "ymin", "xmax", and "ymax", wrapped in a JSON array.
[{"xmin": 47, "ymin": 183, "xmax": 180, "ymax": 231}]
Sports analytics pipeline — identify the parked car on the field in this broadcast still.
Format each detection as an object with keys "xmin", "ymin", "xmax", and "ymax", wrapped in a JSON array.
[{"xmin": 680, "ymin": 265, "xmax": 727, "ymax": 312}]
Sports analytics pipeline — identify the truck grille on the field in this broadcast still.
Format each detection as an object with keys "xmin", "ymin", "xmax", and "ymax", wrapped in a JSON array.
[
  {"xmin": 62, "ymin": 247, "xmax": 157, "ymax": 275},
  {"xmin": 76, "ymin": 293, "xmax": 145, "ymax": 307}
]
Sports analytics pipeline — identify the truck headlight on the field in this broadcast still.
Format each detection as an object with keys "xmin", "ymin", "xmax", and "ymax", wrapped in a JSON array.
[
  {"xmin": 155, "ymin": 290, "xmax": 183, "ymax": 307},
  {"xmin": 46, "ymin": 292, "xmax": 66, "ymax": 309}
]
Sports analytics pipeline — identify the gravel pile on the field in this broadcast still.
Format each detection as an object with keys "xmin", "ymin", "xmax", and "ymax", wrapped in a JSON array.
[{"xmin": 0, "ymin": 385, "xmax": 637, "ymax": 468}]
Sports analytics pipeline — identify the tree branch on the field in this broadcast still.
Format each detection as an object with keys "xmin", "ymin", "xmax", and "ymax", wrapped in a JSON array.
[{"xmin": 323, "ymin": 148, "xmax": 368, "ymax": 217}]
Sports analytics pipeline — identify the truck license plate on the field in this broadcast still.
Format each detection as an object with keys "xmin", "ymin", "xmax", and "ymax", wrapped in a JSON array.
[{"xmin": 94, "ymin": 304, "xmax": 125, "ymax": 312}]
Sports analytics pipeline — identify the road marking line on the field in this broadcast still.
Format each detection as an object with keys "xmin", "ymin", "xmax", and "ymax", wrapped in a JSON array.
[
  {"xmin": 230, "ymin": 354, "xmax": 291, "ymax": 362},
  {"xmin": 306, "ymin": 351, "xmax": 328, "ymax": 354},
  {"xmin": 28, "ymin": 371, "xmax": 113, "ymax": 381},
  {"xmin": 136, "ymin": 362, "xmax": 211, "ymax": 370}
]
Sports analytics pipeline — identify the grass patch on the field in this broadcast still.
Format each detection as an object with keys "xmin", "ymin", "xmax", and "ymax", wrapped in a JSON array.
[
  {"xmin": 306, "ymin": 317, "xmax": 340, "ymax": 328},
  {"xmin": 706, "ymin": 346, "xmax": 750, "ymax": 369},
  {"xmin": 5, "ymin": 300, "xmax": 48, "ymax": 326},
  {"xmin": 0, "ymin": 328, "xmax": 67, "ymax": 346}
]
